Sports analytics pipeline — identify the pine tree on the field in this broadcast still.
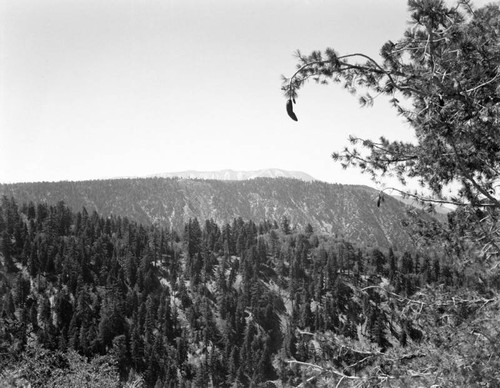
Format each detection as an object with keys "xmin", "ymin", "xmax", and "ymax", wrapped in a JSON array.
[
  {"xmin": 371, "ymin": 248, "xmax": 386, "ymax": 275},
  {"xmin": 388, "ymin": 247, "xmax": 397, "ymax": 281},
  {"xmin": 1, "ymin": 231, "xmax": 16, "ymax": 273},
  {"xmin": 280, "ymin": 216, "xmax": 291, "ymax": 235},
  {"xmin": 3, "ymin": 292, "xmax": 16, "ymax": 318},
  {"xmin": 13, "ymin": 273, "xmax": 31, "ymax": 307},
  {"xmin": 130, "ymin": 320, "xmax": 144, "ymax": 371}
]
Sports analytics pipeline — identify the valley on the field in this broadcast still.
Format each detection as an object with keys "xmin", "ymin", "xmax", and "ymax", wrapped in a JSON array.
[{"xmin": 0, "ymin": 195, "xmax": 487, "ymax": 387}]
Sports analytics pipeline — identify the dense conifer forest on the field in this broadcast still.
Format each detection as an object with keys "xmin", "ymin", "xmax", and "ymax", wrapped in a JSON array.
[{"xmin": 1, "ymin": 195, "xmax": 498, "ymax": 387}]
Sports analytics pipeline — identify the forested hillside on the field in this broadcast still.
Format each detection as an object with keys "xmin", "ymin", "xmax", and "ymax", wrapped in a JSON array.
[
  {"xmin": 1, "ymin": 196, "xmax": 498, "ymax": 387},
  {"xmin": 0, "ymin": 178, "xmax": 421, "ymax": 249}
]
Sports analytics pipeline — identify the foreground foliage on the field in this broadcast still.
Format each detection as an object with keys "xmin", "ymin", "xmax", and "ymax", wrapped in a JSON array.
[
  {"xmin": 282, "ymin": 0, "xmax": 500, "ymax": 385},
  {"xmin": 283, "ymin": 0, "xmax": 500, "ymax": 265}
]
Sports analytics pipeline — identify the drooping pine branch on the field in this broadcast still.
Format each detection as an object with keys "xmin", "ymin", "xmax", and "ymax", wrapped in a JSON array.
[{"xmin": 282, "ymin": 0, "xmax": 500, "ymax": 210}]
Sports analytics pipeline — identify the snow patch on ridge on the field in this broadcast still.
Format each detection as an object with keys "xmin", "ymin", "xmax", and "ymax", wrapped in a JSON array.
[{"xmin": 147, "ymin": 168, "xmax": 316, "ymax": 182}]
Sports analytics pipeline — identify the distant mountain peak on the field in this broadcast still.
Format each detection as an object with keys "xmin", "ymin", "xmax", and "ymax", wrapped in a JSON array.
[{"xmin": 148, "ymin": 168, "xmax": 316, "ymax": 182}]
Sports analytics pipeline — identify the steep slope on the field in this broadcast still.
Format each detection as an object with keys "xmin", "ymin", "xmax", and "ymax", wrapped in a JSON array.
[
  {"xmin": 1, "ymin": 201, "xmax": 492, "ymax": 388},
  {"xmin": 0, "ymin": 177, "xmax": 420, "ymax": 249}
]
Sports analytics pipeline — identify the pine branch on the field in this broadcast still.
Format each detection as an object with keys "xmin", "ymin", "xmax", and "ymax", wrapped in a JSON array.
[
  {"xmin": 380, "ymin": 187, "xmax": 465, "ymax": 207},
  {"xmin": 286, "ymin": 53, "xmax": 422, "ymax": 98}
]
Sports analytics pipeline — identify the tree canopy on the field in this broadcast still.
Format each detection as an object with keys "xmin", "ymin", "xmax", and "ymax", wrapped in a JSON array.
[{"xmin": 283, "ymin": 0, "xmax": 500, "ymax": 263}]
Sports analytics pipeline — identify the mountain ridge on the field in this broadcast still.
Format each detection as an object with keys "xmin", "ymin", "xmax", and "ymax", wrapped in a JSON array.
[
  {"xmin": 0, "ymin": 177, "xmax": 424, "ymax": 250},
  {"xmin": 144, "ymin": 168, "xmax": 316, "ymax": 182}
]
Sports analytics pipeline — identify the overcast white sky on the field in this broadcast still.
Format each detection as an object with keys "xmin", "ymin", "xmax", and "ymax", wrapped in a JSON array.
[{"xmin": 0, "ymin": 0, "xmax": 493, "ymax": 185}]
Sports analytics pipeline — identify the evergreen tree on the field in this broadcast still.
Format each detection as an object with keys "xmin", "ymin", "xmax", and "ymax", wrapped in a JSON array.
[
  {"xmin": 13, "ymin": 273, "xmax": 31, "ymax": 308},
  {"xmin": 283, "ymin": 0, "xmax": 500, "ymax": 265},
  {"xmin": 1, "ymin": 231, "xmax": 16, "ymax": 273},
  {"xmin": 280, "ymin": 216, "xmax": 291, "ymax": 235},
  {"xmin": 371, "ymin": 248, "xmax": 386, "ymax": 275}
]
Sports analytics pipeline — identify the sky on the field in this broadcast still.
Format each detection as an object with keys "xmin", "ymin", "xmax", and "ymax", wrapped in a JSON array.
[{"xmin": 0, "ymin": 0, "xmax": 492, "ymax": 186}]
